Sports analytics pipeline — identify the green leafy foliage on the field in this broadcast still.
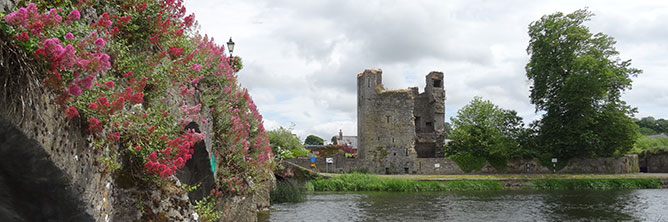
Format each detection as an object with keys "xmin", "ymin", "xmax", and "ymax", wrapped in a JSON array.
[
  {"xmin": 638, "ymin": 127, "xmax": 657, "ymax": 136},
  {"xmin": 450, "ymin": 152, "xmax": 486, "ymax": 173},
  {"xmin": 634, "ymin": 116, "xmax": 668, "ymax": 135},
  {"xmin": 445, "ymin": 97, "xmax": 525, "ymax": 171},
  {"xmin": 267, "ymin": 127, "xmax": 309, "ymax": 160},
  {"xmin": 193, "ymin": 196, "xmax": 223, "ymax": 222},
  {"xmin": 526, "ymin": 9, "xmax": 641, "ymax": 159},
  {"xmin": 304, "ymin": 135, "xmax": 324, "ymax": 145},
  {"xmin": 629, "ymin": 135, "xmax": 668, "ymax": 155}
]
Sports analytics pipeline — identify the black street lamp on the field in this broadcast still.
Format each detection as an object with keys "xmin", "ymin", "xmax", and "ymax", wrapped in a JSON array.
[{"xmin": 227, "ymin": 37, "xmax": 235, "ymax": 65}]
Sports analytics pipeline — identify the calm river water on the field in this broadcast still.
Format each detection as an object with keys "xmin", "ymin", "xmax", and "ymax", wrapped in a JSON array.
[{"xmin": 261, "ymin": 189, "xmax": 668, "ymax": 221}]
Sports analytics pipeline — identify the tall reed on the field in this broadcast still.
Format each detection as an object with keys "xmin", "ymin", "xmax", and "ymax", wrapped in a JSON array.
[{"xmin": 270, "ymin": 179, "xmax": 307, "ymax": 203}]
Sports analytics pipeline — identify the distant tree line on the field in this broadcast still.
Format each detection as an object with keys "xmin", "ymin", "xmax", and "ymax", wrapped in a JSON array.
[{"xmin": 634, "ymin": 117, "xmax": 668, "ymax": 135}]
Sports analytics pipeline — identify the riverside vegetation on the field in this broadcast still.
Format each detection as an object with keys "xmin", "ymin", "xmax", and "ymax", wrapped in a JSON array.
[
  {"xmin": 307, "ymin": 173, "xmax": 661, "ymax": 192},
  {"xmin": 269, "ymin": 172, "xmax": 662, "ymax": 203}
]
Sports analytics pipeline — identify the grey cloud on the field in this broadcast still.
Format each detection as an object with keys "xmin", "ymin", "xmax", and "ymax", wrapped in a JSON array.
[{"xmin": 187, "ymin": 0, "xmax": 668, "ymax": 140}]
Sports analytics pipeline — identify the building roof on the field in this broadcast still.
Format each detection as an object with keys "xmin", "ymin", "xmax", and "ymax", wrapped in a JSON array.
[
  {"xmin": 304, "ymin": 145, "xmax": 326, "ymax": 149},
  {"xmin": 338, "ymin": 136, "xmax": 358, "ymax": 149},
  {"xmin": 648, "ymin": 133, "xmax": 668, "ymax": 139}
]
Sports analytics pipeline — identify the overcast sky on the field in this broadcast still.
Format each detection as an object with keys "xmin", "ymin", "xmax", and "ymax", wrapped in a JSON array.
[{"xmin": 185, "ymin": 0, "xmax": 668, "ymax": 141}]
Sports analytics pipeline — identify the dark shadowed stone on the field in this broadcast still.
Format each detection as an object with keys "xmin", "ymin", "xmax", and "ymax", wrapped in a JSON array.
[
  {"xmin": 0, "ymin": 117, "xmax": 94, "ymax": 222},
  {"xmin": 176, "ymin": 122, "xmax": 215, "ymax": 204}
]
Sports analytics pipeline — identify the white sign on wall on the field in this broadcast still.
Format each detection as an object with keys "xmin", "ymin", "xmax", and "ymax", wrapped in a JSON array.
[
  {"xmin": 326, "ymin": 158, "xmax": 334, "ymax": 163},
  {"xmin": 434, "ymin": 163, "xmax": 440, "ymax": 168}
]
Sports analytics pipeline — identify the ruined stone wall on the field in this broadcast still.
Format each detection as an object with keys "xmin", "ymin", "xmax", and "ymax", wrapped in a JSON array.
[
  {"xmin": 285, "ymin": 155, "xmax": 639, "ymax": 175},
  {"xmin": 357, "ymin": 69, "xmax": 447, "ymax": 173},
  {"xmin": 413, "ymin": 72, "xmax": 446, "ymax": 158},
  {"xmin": 357, "ymin": 69, "xmax": 418, "ymax": 174},
  {"xmin": 284, "ymin": 154, "xmax": 359, "ymax": 174},
  {"xmin": 413, "ymin": 155, "xmax": 639, "ymax": 175},
  {"xmin": 641, "ymin": 153, "xmax": 668, "ymax": 173}
]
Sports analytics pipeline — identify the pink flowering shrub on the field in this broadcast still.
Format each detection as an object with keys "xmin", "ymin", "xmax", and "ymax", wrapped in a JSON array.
[{"xmin": 3, "ymin": 0, "xmax": 270, "ymax": 198}]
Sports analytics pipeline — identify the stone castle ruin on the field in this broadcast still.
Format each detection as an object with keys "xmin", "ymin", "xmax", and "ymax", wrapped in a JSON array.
[
  {"xmin": 357, "ymin": 69, "xmax": 446, "ymax": 174},
  {"xmin": 287, "ymin": 69, "xmax": 641, "ymax": 175},
  {"xmin": 286, "ymin": 69, "xmax": 640, "ymax": 175}
]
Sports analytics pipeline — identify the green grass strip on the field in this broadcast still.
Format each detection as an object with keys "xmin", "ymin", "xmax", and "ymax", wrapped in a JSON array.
[
  {"xmin": 530, "ymin": 178, "xmax": 661, "ymax": 190},
  {"xmin": 310, "ymin": 173, "xmax": 503, "ymax": 192}
]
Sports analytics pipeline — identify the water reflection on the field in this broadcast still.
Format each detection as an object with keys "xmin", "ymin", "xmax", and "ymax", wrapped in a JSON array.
[{"xmin": 264, "ymin": 189, "xmax": 668, "ymax": 221}]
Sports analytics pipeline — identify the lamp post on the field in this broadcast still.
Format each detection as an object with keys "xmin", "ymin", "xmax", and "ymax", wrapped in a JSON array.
[{"xmin": 227, "ymin": 37, "xmax": 235, "ymax": 65}]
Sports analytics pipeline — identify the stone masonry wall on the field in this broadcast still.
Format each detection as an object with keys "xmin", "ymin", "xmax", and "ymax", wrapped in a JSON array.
[
  {"xmin": 0, "ymin": 17, "xmax": 116, "ymax": 220},
  {"xmin": 0, "ymin": 3, "xmax": 270, "ymax": 220},
  {"xmin": 644, "ymin": 153, "xmax": 668, "ymax": 173},
  {"xmin": 357, "ymin": 69, "xmax": 418, "ymax": 174},
  {"xmin": 357, "ymin": 69, "xmax": 446, "ymax": 174},
  {"xmin": 285, "ymin": 155, "xmax": 639, "ymax": 175}
]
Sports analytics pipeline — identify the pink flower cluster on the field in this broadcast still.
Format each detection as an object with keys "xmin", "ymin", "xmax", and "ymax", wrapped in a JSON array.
[
  {"xmin": 36, "ymin": 38, "xmax": 78, "ymax": 71},
  {"xmin": 144, "ymin": 130, "xmax": 206, "ymax": 178},
  {"xmin": 3, "ymin": 4, "xmax": 80, "ymax": 38},
  {"xmin": 179, "ymin": 104, "xmax": 202, "ymax": 126},
  {"xmin": 65, "ymin": 105, "xmax": 79, "ymax": 119},
  {"xmin": 76, "ymin": 52, "xmax": 111, "ymax": 73},
  {"xmin": 168, "ymin": 46, "xmax": 183, "ymax": 57},
  {"xmin": 189, "ymin": 63, "xmax": 202, "ymax": 73},
  {"xmin": 88, "ymin": 117, "xmax": 103, "ymax": 133},
  {"xmin": 92, "ymin": 12, "xmax": 113, "ymax": 29},
  {"xmin": 67, "ymin": 9, "xmax": 80, "ymax": 21},
  {"xmin": 5, "ymin": 4, "xmax": 115, "ymax": 108}
]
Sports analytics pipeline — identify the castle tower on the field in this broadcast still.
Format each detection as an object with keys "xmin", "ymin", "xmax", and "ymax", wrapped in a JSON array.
[
  {"xmin": 424, "ymin": 71, "xmax": 445, "ymax": 132},
  {"xmin": 357, "ymin": 69, "xmax": 383, "ymax": 160},
  {"xmin": 412, "ymin": 71, "xmax": 446, "ymax": 158},
  {"xmin": 357, "ymin": 69, "xmax": 445, "ymax": 174}
]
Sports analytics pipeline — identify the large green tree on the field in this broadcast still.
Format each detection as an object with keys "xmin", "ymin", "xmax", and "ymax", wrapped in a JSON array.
[
  {"xmin": 445, "ymin": 97, "xmax": 525, "ymax": 170},
  {"xmin": 526, "ymin": 9, "xmax": 641, "ymax": 159}
]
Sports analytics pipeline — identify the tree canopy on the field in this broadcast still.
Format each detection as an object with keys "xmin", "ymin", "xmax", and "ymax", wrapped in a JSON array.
[
  {"xmin": 445, "ymin": 97, "xmax": 525, "ymax": 171},
  {"xmin": 304, "ymin": 135, "xmax": 325, "ymax": 145},
  {"xmin": 526, "ymin": 9, "xmax": 641, "ymax": 159},
  {"xmin": 267, "ymin": 127, "xmax": 308, "ymax": 159},
  {"xmin": 635, "ymin": 116, "xmax": 668, "ymax": 135}
]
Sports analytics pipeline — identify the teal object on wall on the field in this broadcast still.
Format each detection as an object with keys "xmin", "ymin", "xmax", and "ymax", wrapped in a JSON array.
[{"xmin": 210, "ymin": 154, "xmax": 216, "ymax": 174}]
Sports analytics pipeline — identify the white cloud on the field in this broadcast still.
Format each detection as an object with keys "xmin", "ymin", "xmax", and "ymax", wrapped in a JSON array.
[{"xmin": 186, "ymin": 0, "xmax": 668, "ymax": 139}]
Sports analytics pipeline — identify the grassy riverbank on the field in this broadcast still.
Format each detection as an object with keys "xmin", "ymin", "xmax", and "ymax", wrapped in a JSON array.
[
  {"xmin": 309, "ymin": 173, "xmax": 503, "ymax": 192},
  {"xmin": 309, "ymin": 173, "xmax": 662, "ymax": 192},
  {"xmin": 531, "ymin": 178, "xmax": 661, "ymax": 190}
]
